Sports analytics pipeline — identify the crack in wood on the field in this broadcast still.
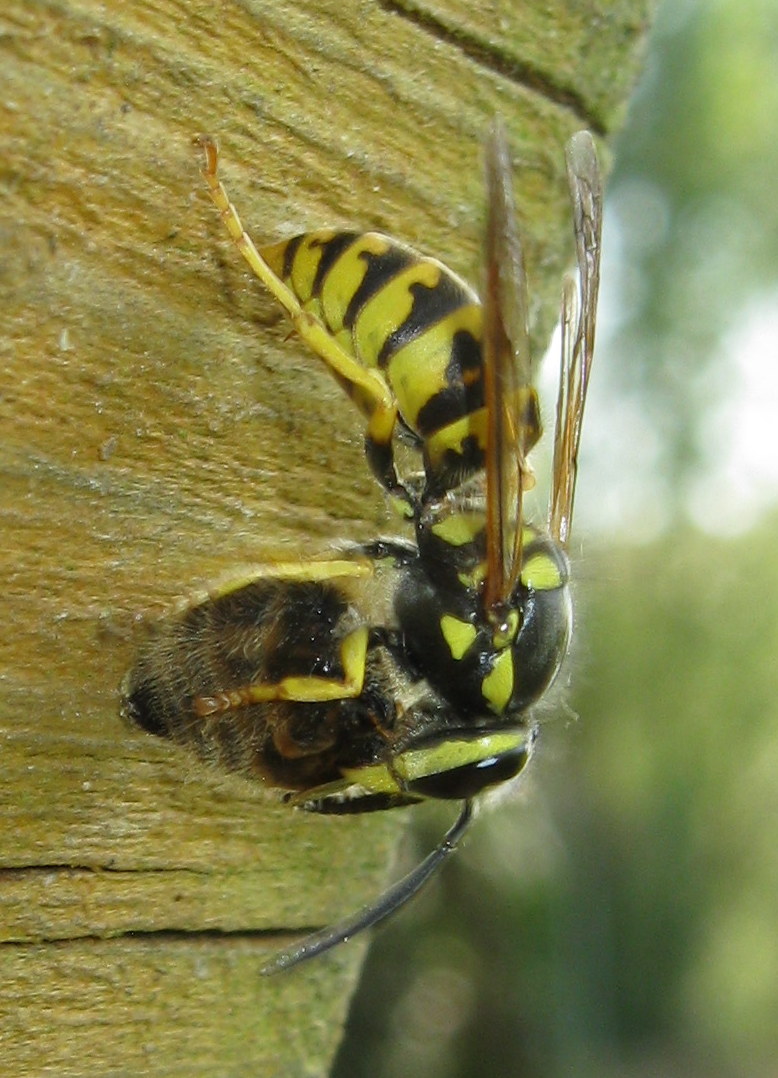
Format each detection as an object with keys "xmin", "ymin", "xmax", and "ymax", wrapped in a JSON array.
[
  {"xmin": 0, "ymin": 927, "xmax": 315, "ymax": 948},
  {"xmin": 0, "ymin": 864, "xmax": 215, "ymax": 878},
  {"xmin": 376, "ymin": 0, "xmax": 605, "ymax": 133}
]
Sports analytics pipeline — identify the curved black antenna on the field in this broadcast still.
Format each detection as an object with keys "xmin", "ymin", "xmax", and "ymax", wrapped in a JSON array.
[{"xmin": 261, "ymin": 800, "xmax": 475, "ymax": 975}]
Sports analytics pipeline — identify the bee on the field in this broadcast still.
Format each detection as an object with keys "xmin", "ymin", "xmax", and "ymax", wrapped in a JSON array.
[{"xmin": 121, "ymin": 121, "xmax": 602, "ymax": 973}]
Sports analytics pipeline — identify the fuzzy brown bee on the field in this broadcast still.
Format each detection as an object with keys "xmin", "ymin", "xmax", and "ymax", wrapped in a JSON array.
[{"xmin": 122, "ymin": 121, "xmax": 603, "ymax": 972}]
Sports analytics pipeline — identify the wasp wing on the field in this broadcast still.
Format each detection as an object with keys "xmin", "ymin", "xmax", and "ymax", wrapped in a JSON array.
[
  {"xmin": 549, "ymin": 131, "xmax": 603, "ymax": 548},
  {"xmin": 482, "ymin": 119, "xmax": 542, "ymax": 614}
]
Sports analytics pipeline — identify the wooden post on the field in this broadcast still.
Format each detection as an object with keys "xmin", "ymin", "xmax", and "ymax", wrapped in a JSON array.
[{"xmin": 0, "ymin": 0, "xmax": 654, "ymax": 1072}]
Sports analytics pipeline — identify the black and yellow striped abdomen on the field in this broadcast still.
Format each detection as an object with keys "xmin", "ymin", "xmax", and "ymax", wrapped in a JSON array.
[{"xmin": 260, "ymin": 230, "xmax": 488, "ymax": 493}]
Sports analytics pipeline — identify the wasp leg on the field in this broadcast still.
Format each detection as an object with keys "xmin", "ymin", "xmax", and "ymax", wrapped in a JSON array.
[
  {"xmin": 193, "ymin": 136, "xmax": 411, "ymax": 505},
  {"xmin": 349, "ymin": 538, "xmax": 419, "ymax": 566},
  {"xmin": 194, "ymin": 624, "xmax": 369, "ymax": 717},
  {"xmin": 364, "ymin": 433, "xmax": 411, "ymax": 508},
  {"xmin": 288, "ymin": 786, "xmax": 421, "ymax": 814}
]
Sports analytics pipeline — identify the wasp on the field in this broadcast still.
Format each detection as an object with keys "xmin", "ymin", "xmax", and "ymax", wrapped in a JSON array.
[{"xmin": 121, "ymin": 121, "xmax": 602, "ymax": 973}]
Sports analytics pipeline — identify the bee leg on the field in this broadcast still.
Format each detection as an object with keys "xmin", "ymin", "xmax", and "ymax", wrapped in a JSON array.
[
  {"xmin": 193, "ymin": 135, "xmax": 412, "ymax": 507},
  {"xmin": 193, "ymin": 626, "xmax": 369, "ymax": 717}
]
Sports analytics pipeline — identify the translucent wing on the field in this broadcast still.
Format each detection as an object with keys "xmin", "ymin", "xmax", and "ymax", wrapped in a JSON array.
[
  {"xmin": 549, "ymin": 131, "xmax": 603, "ymax": 548},
  {"xmin": 482, "ymin": 118, "xmax": 541, "ymax": 615}
]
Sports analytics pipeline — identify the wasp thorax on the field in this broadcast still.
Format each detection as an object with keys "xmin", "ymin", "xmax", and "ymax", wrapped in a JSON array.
[{"xmin": 413, "ymin": 494, "xmax": 489, "ymax": 597}]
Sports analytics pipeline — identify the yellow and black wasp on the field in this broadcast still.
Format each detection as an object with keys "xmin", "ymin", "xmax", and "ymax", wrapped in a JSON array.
[{"xmin": 121, "ymin": 120, "xmax": 602, "ymax": 972}]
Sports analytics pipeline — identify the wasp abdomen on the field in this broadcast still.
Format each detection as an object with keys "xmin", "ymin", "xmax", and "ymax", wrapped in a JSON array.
[{"xmin": 261, "ymin": 230, "xmax": 487, "ymax": 490}]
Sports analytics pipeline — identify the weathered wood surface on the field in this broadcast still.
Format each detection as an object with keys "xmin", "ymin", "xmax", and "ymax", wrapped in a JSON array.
[{"xmin": 0, "ymin": 0, "xmax": 653, "ymax": 1073}]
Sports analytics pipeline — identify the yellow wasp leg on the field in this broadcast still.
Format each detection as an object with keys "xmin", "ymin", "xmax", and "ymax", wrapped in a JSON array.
[
  {"xmin": 194, "ymin": 136, "xmax": 408, "ymax": 501},
  {"xmin": 193, "ymin": 625, "xmax": 368, "ymax": 716}
]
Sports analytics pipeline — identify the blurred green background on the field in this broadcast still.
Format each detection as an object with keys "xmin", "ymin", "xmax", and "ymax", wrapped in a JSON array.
[{"xmin": 334, "ymin": 2, "xmax": 778, "ymax": 1075}]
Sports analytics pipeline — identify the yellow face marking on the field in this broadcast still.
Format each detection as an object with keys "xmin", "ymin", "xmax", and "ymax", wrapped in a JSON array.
[
  {"xmin": 481, "ymin": 649, "xmax": 514, "ymax": 713},
  {"xmin": 520, "ymin": 552, "xmax": 564, "ymax": 592},
  {"xmin": 431, "ymin": 512, "xmax": 484, "ymax": 547},
  {"xmin": 491, "ymin": 609, "xmax": 520, "ymax": 650},
  {"xmin": 395, "ymin": 730, "xmax": 528, "ymax": 783},
  {"xmin": 338, "ymin": 763, "xmax": 402, "ymax": 795},
  {"xmin": 440, "ymin": 615, "xmax": 478, "ymax": 661}
]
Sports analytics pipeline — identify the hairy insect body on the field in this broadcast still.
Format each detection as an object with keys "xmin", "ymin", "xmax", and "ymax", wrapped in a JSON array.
[
  {"xmin": 125, "ymin": 557, "xmax": 457, "ymax": 803},
  {"xmin": 125, "ymin": 575, "xmax": 375, "ymax": 791}
]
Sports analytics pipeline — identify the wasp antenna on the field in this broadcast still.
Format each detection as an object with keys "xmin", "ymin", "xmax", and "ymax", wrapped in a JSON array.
[{"xmin": 261, "ymin": 800, "xmax": 475, "ymax": 975}]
